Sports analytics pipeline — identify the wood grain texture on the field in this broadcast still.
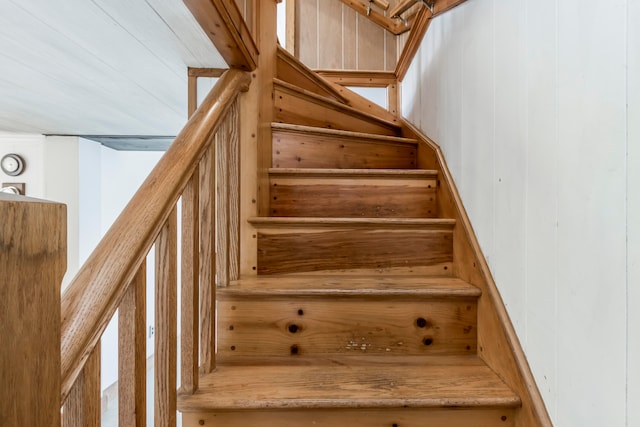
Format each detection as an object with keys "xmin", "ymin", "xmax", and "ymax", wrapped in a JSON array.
[
  {"xmin": 269, "ymin": 169, "xmax": 437, "ymax": 218},
  {"xmin": 0, "ymin": 195, "xmax": 65, "ymax": 427},
  {"xmin": 60, "ymin": 70, "xmax": 249, "ymax": 401},
  {"xmin": 296, "ymin": 0, "xmax": 318, "ymax": 68},
  {"xmin": 285, "ymin": 0, "xmax": 296, "ymax": 55},
  {"xmin": 276, "ymin": 46, "xmax": 347, "ymax": 102},
  {"xmin": 199, "ymin": 144, "xmax": 217, "ymax": 374},
  {"xmin": 180, "ymin": 173, "xmax": 199, "ymax": 395},
  {"xmin": 403, "ymin": 119, "xmax": 553, "ymax": 426},
  {"xmin": 255, "ymin": 0, "xmax": 277, "ymax": 216},
  {"xmin": 238, "ymin": 75, "xmax": 260, "ymax": 276},
  {"xmin": 154, "ymin": 207, "xmax": 178, "ymax": 427},
  {"xmin": 294, "ymin": 0, "xmax": 400, "ymax": 71},
  {"xmin": 183, "ymin": 407, "xmax": 516, "ymax": 427},
  {"xmin": 274, "ymin": 79, "xmax": 400, "ymax": 135},
  {"xmin": 357, "ymin": 12, "xmax": 386, "ymax": 70},
  {"xmin": 183, "ymin": 0, "xmax": 258, "ymax": 70},
  {"xmin": 252, "ymin": 218, "xmax": 454, "ymax": 275},
  {"xmin": 118, "ymin": 262, "xmax": 147, "ymax": 427},
  {"xmin": 228, "ymin": 100, "xmax": 241, "ymax": 281},
  {"xmin": 322, "ymin": 77, "xmax": 400, "ymax": 124},
  {"xmin": 316, "ymin": 70, "xmax": 397, "ymax": 87},
  {"xmin": 272, "ymin": 123, "xmax": 417, "ymax": 169},
  {"xmin": 224, "ymin": 275, "xmax": 481, "ymax": 297},
  {"xmin": 318, "ymin": 0, "xmax": 343, "ymax": 69},
  {"xmin": 215, "ymin": 109, "xmax": 230, "ymax": 287},
  {"xmin": 63, "ymin": 344, "xmax": 100, "ymax": 427},
  {"xmin": 217, "ymin": 296, "xmax": 477, "ymax": 357},
  {"xmin": 178, "ymin": 361, "xmax": 520, "ymax": 411},
  {"xmin": 395, "ymin": 8, "xmax": 430, "ymax": 81}
]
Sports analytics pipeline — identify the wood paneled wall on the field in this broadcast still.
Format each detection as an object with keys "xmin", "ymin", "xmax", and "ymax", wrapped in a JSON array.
[{"xmin": 295, "ymin": 0, "xmax": 403, "ymax": 71}]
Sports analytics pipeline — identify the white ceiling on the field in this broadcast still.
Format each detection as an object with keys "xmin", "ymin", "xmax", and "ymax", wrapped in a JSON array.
[{"xmin": 0, "ymin": 0, "xmax": 227, "ymax": 137}]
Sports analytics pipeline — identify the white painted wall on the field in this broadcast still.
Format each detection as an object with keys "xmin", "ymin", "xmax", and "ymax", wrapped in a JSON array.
[
  {"xmin": 401, "ymin": 0, "xmax": 638, "ymax": 425},
  {"xmin": 1, "ymin": 134, "xmax": 83, "ymax": 288}
]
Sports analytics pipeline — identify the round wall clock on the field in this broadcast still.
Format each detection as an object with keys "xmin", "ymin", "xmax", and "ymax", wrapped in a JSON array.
[{"xmin": 1, "ymin": 154, "xmax": 25, "ymax": 176}]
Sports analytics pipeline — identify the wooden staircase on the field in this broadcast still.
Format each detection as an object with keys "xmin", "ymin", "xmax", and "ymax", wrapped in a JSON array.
[{"xmin": 179, "ymin": 60, "xmax": 522, "ymax": 426}]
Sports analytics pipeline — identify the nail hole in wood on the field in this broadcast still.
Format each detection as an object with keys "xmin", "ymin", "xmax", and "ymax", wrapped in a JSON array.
[
  {"xmin": 288, "ymin": 324, "xmax": 300, "ymax": 333},
  {"xmin": 423, "ymin": 338, "xmax": 433, "ymax": 346},
  {"xmin": 392, "ymin": 424, "xmax": 398, "ymax": 427},
  {"xmin": 290, "ymin": 344, "xmax": 299, "ymax": 355},
  {"xmin": 229, "ymin": 325, "xmax": 234, "ymax": 331},
  {"xmin": 298, "ymin": 309, "xmax": 304, "ymax": 316},
  {"xmin": 230, "ymin": 345, "xmax": 236, "ymax": 351},
  {"xmin": 501, "ymin": 416, "xmax": 508, "ymax": 421},
  {"xmin": 416, "ymin": 317, "xmax": 428, "ymax": 328},
  {"xmin": 199, "ymin": 420, "xmax": 205, "ymax": 425}
]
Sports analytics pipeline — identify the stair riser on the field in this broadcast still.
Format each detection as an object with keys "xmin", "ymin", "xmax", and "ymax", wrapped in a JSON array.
[
  {"xmin": 255, "ymin": 228, "xmax": 453, "ymax": 275},
  {"xmin": 183, "ymin": 408, "xmax": 516, "ymax": 427},
  {"xmin": 217, "ymin": 297, "xmax": 477, "ymax": 358},
  {"xmin": 274, "ymin": 85, "xmax": 399, "ymax": 136},
  {"xmin": 270, "ymin": 177, "xmax": 437, "ymax": 218},
  {"xmin": 273, "ymin": 130, "xmax": 416, "ymax": 169}
]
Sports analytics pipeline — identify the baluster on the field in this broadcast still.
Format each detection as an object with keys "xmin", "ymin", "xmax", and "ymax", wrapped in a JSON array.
[
  {"xmin": 181, "ymin": 172, "xmax": 200, "ymax": 393},
  {"xmin": 199, "ymin": 143, "xmax": 216, "ymax": 374},
  {"xmin": 118, "ymin": 261, "xmax": 147, "ymax": 427},
  {"xmin": 228, "ymin": 100, "xmax": 241, "ymax": 281},
  {"xmin": 215, "ymin": 110, "xmax": 230, "ymax": 286},
  {"xmin": 155, "ymin": 208, "xmax": 177, "ymax": 427},
  {"xmin": 63, "ymin": 344, "xmax": 101, "ymax": 427}
]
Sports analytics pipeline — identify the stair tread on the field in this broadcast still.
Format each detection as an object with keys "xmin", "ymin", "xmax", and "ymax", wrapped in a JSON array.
[
  {"xmin": 272, "ymin": 122, "xmax": 418, "ymax": 145},
  {"xmin": 249, "ymin": 217, "xmax": 455, "ymax": 227},
  {"xmin": 222, "ymin": 275, "xmax": 480, "ymax": 298},
  {"xmin": 178, "ymin": 357, "xmax": 521, "ymax": 411},
  {"xmin": 269, "ymin": 168, "xmax": 437, "ymax": 177},
  {"xmin": 274, "ymin": 79, "xmax": 401, "ymax": 130}
]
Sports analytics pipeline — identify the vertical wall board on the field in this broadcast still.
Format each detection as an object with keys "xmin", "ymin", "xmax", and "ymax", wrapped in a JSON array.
[
  {"xmin": 357, "ymin": 14, "xmax": 385, "ymax": 70},
  {"xmin": 443, "ymin": 9, "xmax": 464, "ymax": 188},
  {"xmin": 401, "ymin": 0, "xmax": 636, "ymax": 425},
  {"xmin": 491, "ymin": 0, "xmax": 527, "ymax": 340},
  {"xmin": 628, "ymin": 1, "xmax": 640, "ymax": 425},
  {"xmin": 296, "ymin": 0, "xmax": 318, "ymax": 68},
  {"xmin": 522, "ymin": 0, "xmax": 559, "ymax": 419},
  {"xmin": 385, "ymin": 27, "xmax": 397, "ymax": 70},
  {"xmin": 555, "ymin": 1, "xmax": 628, "ymax": 426},
  {"xmin": 343, "ymin": 5, "xmax": 358, "ymax": 69},
  {"xmin": 457, "ymin": 0, "xmax": 494, "ymax": 262},
  {"xmin": 400, "ymin": 47, "xmax": 421, "ymax": 125},
  {"xmin": 318, "ymin": 0, "xmax": 343, "ymax": 69}
]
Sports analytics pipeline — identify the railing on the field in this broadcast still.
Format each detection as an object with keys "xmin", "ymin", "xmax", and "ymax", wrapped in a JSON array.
[{"xmin": 59, "ymin": 69, "xmax": 251, "ymax": 426}]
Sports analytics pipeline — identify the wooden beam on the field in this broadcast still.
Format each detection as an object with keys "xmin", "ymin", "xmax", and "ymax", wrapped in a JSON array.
[
  {"xmin": 339, "ymin": 0, "xmax": 404, "ymax": 35},
  {"xmin": 388, "ymin": 0, "xmax": 418, "ymax": 17},
  {"xmin": 183, "ymin": 0, "xmax": 258, "ymax": 70},
  {"xmin": 188, "ymin": 67, "xmax": 227, "ymax": 78},
  {"xmin": 395, "ymin": 8, "xmax": 431, "ymax": 81}
]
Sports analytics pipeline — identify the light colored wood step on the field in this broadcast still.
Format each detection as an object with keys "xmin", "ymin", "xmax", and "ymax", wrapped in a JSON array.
[
  {"xmin": 217, "ymin": 276, "xmax": 479, "ymax": 358},
  {"xmin": 272, "ymin": 123, "xmax": 418, "ymax": 169},
  {"xmin": 224, "ymin": 275, "xmax": 480, "ymax": 297},
  {"xmin": 178, "ymin": 357, "xmax": 521, "ymax": 411},
  {"xmin": 183, "ymin": 407, "xmax": 517, "ymax": 427},
  {"xmin": 274, "ymin": 79, "xmax": 400, "ymax": 136},
  {"xmin": 248, "ymin": 217, "xmax": 455, "ymax": 275},
  {"xmin": 276, "ymin": 46, "xmax": 349, "ymax": 104},
  {"xmin": 269, "ymin": 168, "xmax": 438, "ymax": 218}
]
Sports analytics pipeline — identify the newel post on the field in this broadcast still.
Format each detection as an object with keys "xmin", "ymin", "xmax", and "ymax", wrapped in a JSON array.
[{"xmin": 0, "ymin": 194, "xmax": 66, "ymax": 427}]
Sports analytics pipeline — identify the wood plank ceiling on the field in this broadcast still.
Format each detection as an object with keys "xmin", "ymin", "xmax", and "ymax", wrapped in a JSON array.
[{"xmin": 0, "ymin": 0, "xmax": 226, "ymax": 137}]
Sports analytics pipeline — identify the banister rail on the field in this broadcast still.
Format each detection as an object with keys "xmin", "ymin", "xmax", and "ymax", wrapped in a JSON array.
[{"xmin": 60, "ymin": 69, "xmax": 251, "ymax": 404}]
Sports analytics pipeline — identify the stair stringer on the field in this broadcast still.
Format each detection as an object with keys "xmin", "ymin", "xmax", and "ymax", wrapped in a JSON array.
[{"xmin": 401, "ymin": 119, "xmax": 553, "ymax": 427}]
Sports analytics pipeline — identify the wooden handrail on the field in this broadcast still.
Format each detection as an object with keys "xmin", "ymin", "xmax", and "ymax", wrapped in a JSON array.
[{"xmin": 59, "ymin": 69, "xmax": 251, "ymax": 403}]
